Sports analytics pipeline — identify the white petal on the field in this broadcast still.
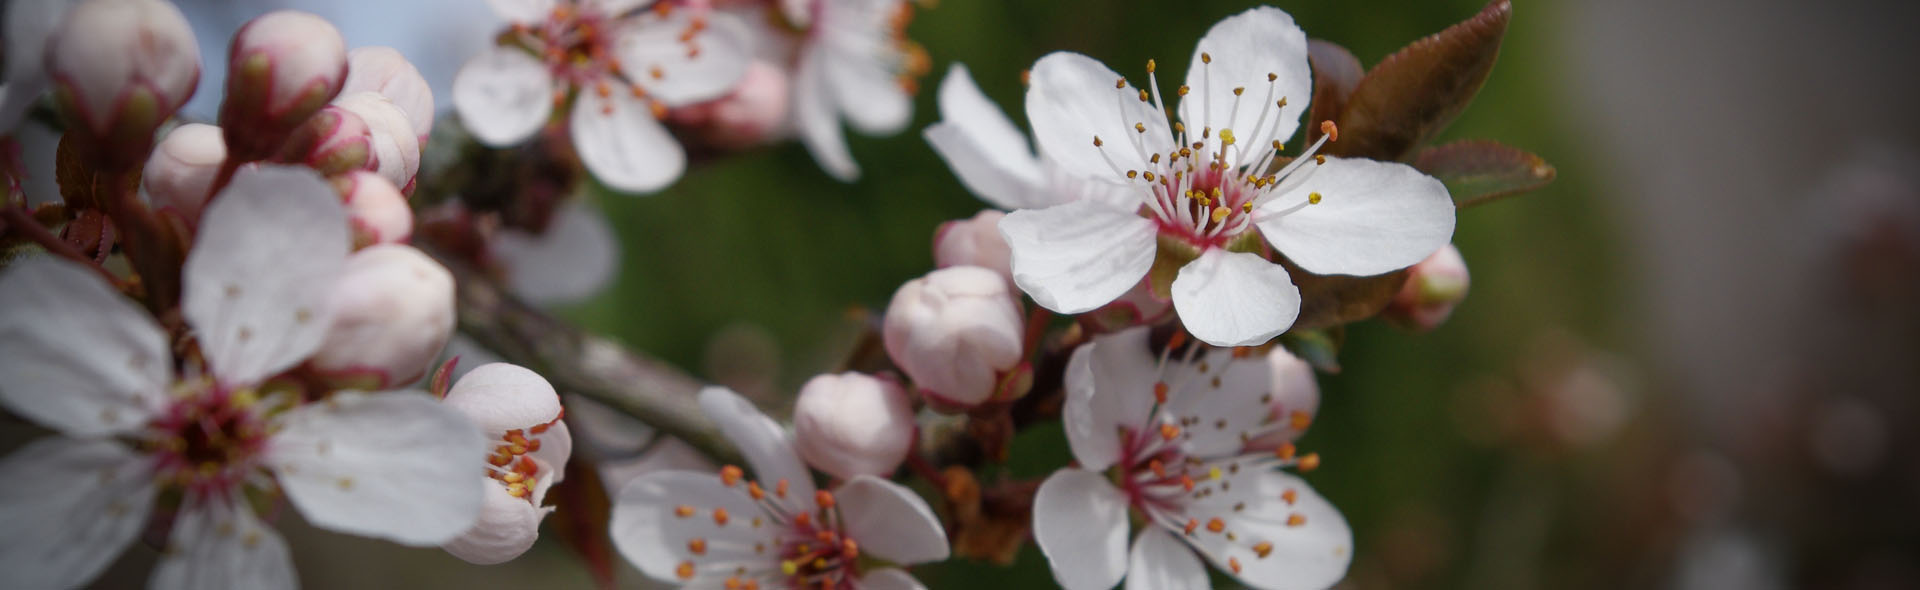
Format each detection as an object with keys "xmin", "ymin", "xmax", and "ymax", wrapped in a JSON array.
[
  {"xmin": 610, "ymin": 470, "xmax": 779, "ymax": 583},
  {"xmin": 1258, "ymin": 158, "xmax": 1456, "ymax": 276},
  {"xmin": 598, "ymin": 437, "xmax": 715, "ymax": 497},
  {"xmin": 571, "ymin": 89, "xmax": 687, "ymax": 193},
  {"xmin": 924, "ymin": 66, "xmax": 1045, "ymax": 209},
  {"xmin": 1182, "ymin": 471, "xmax": 1352, "ymax": 590},
  {"xmin": 859, "ymin": 568, "xmax": 928, "ymax": 590},
  {"xmin": 1178, "ymin": 6, "xmax": 1310, "ymax": 158},
  {"xmin": 1025, "ymin": 52, "xmax": 1174, "ymax": 182},
  {"xmin": 697, "ymin": 386, "xmax": 815, "ymax": 501},
  {"xmin": 343, "ymin": 46, "xmax": 436, "ymax": 141},
  {"xmin": 528, "ymin": 419, "xmax": 573, "ymax": 502},
  {"xmin": 1161, "ymin": 347, "xmax": 1273, "ymax": 457},
  {"xmin": 150, "ymin": 499, "xmax": 296, "ymax": 590},
  {"xmin": 442, "ymin": 481, "xmax": 545, "ymax": 565},
  {"xmin": 1033, "ymin": 468, "xmax": 1131, "ymax": 590},
  {"xmin": 267, "ymin": 391, "xmax": 487, "ymax": 546},
  {"xmin": 0, "ymin": 0, "xmax": 68, "ymax": 131},
  {"xmin": 491, "ymin": 200, "xmax": 620, "ymax": 304},
  {"xmin": 825, "ymin": 44, "xmax": 910, "ymax": 136},
  {"xmin": 617, "ymin": 11, "xmax": 750, "ymax": 106},
  {"xmin": 795, "ymin": 48, "xmax": 859, "ymax": 181},
  {"xmin": 486, "ymin": 0, "xmax": 554, "ymax": 23},
  {"xmin": 0, "ymin": 437, "xmax": 155, "ymax": 589},
  {"xmin": 452, "ymin": 47, "xmax": 554, "ymax": 147},
  {"xmin": 999, "ymin": 199, "xmax": 1158, "ymax": 314},
  {"xmin": 835, "ymin": 475, "xmax": 949, "ymax": 565},
  {"xmin": 185, "ymin": 165, "xmax": 350, "ymax": 386},
  {"xmin": 442, "ymin": 362, "xmax": 562, "ymax": 433},
  {"xmin": 1127, "ymin": 527, "xmax": 1208, "ymax": 590},
  {"xmin": 1170, "ymin": 249, "xmax": 1300, "ymax": 347},
  {"xmin": 1062, "ymin": 326, "xmax": 1161, "ymax": 471},
  {"xmin": 0, "ymin": 258, "xmax": 169, "ymax": 437}
]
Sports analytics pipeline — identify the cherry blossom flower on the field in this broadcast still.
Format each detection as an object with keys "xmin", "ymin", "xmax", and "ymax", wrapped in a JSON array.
[
  {"xmin": 0, "ymin": 166, "xmax": 485, "ymax": 588},
  {"xmin": 1033, "ymin": 327, "xmax": 1351, "ymax": 590},
  {"xmin": 1000, "ymin": 6, "xmax": 1456, "ymax": 347},
  {"xmin": 440, "ymin": 362, "xmax": 573, "ymax": 565},
  {"xmin": 611, "ymin": 387, "xmax": 949, "ymax": 589},
  {"xmin": 453, "ymin": 0, "xmax": 750, "ymax": 193},
  {"xmin": 785, "ymin": 0, "xmax": 927, "ymax": 181}
]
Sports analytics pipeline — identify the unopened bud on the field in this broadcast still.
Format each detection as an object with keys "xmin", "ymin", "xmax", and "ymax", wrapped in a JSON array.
[
  {"xmin": 1244, "ymin": 347, "xmax": 1320, "ymax": 450},
  {"xmin": 277, "ymin": 105, "xmax": 372, "ymax": 176},
  {"xmin": 933, "ymin": 209, "xmax": 1011, "ymax": 283},
  {"xmin": 307, "ymin": 245, "xmax": 455, "ymax": 389},
  {"xmin": 441, "ymin": 363, "xmax": 569, "ymax": 565},
  {"xmin": 1385, "ymin": 244, "xmax": 1469, "ymax": 332},
  {"xmin": 331, "ymin": 91, "xmax": 421, "ymax": 193},
  {"xmin": 44, "ymin": 0, "xmax": 200, "ymax": 166},
  {"xmin": 331, "ymin": 171, "xmax": 412, "ymax": 247},
  {"xmin": 668, "ymin": 60, "xmax": 790, "ymax": 150},
  {"xmin": 883, "ymin": 266, "xmax": 1026, "ymax": 409},
  {"xmin": 219, "ymin": 11, "xmax": 348, "ymax": 161},
  {"xmin": 791, "ymin": 372, "xmax": 914, "ymax": 481},
  {"xmin": 342, "ymin": 46, "xmax": 435, "ymax": 144},
  {"xmin": 143, "ymin": 123, "xmax": 226, "ymax": 225}
]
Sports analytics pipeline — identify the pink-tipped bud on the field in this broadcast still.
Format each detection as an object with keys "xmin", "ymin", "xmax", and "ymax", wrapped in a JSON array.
[
  {"xmin": 791, "ymin": 372, "xmax": 914, "ymax": 481},
  {"xmin": 307, "ymin": 244, "xmax": 455, "ymax": 389},
  {"xmin": 1385, "ymin": 244, "xmax": 1470, "ymax": 332},
  {"xmin": 668, "ymin": 60, "xmax": 790, "ymax": 150},
  {"xmin": 44, "ymin": 0, "xmax": 200, "ymax": 166},
  {"xmin": 143, "ymin": 123, "xmax": 226, "ymax": 226},
  {"xmin": 331, "ymin": 171, "xmax": 412, "ymax": 247},
  {"xmin": 883, "ymin": 266, "xmax": 1026, "ymax": 410},
  {"xmin": 441, "ymin": 363, "xmax": 571, "ymax": 565},
  {"xmin": 342, "ymin": 46, "xmax": 435, "ymax": 145},
  {"xmin": 933, "ymin": 209, "xmax": 1012, "ymax": 283},
  {"xmin": 277, "ymin": 105, "xmax": 372, "ymax": 176},
  {"xmin": 1244, "ymin": 347, "xmax": 1321, "ymax": 450},
  {"xmin": 219, "ymin": 11, "xmax": 348, "ymax": 162},
  {"xmin": 331, "ymin": 91, "xmax": 422, "ymax": 193}
]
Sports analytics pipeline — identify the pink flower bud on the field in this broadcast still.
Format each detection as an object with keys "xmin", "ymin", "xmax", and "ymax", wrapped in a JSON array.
[
  {"xmin": 307, "ymin": 244, "xmax": 455, "ymax": 389},
  {"xmin": 341, "ymin": 46, "xmax": 434, "ymax": 145},
  {"xmin": 331, "ymin": 91, "xmax": 421, "ymax": 192},
  {"xmin": 1243, "ymin": 347, "xmax": 1320, "ymax": 450},
  {"xmin": 331, "ymin": 171, "xmax": 412, "ymax": 247},
  {"xmin": 883, "ymin": 266, "xmax": 1026, "ymax": 409},
  {"xmin": 668, "ymin": 60, "xmax": 790, "ymax": 150},
  {"xmin": 1385, "ymin": 244, "xmax": 1470, "ymax": 332},
  {"xmin": 219, "ymin": 11, "xmax": 347, "ymax": 161},
  {"xmin": 277, "ymin": 104, "xmax": 372, "ymax": 176},
  {"xmin": 933, "ymin": 209, "xmax": 1011, "ymax": 283},
  {"xmin": 143, "ymin": 123, "xmax": 226, "ymax": 225},
  {"xmin": 44, "ymin": 0, "xmax": 200, "ymax": 164},
  {"xmin": 440, "ymin": 363, "xmax": 571, "ymax": 565},
  {"xmin": 791, "ymin": 372, "xmax": 914, "ymax": 480}
]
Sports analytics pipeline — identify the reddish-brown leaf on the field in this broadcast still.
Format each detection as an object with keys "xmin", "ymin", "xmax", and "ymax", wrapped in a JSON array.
[
  {"xmin": 549, "ymin": 456, "xmax": 617, "ymax": 590},
  {"xmin": 1414, "ymin": 139, "xmax": 1557, "ymax": 208},
  {"xmin": 1305, "ymin": 40, "xmax": 1364, "ymax": 145},
  {"xmin": 1326, "ymin": 0, "xmax": 1512, "ymax": 161},
  {"xmin": 1285, "ymin": 257, "xmax": 1410, "ymax": 332}
]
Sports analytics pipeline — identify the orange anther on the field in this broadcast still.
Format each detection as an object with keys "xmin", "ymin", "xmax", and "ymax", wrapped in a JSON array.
[
  {"xmin": 1149, "ymin": 460, "xmax": 1167, "ymax": 479},
  {"xmin": 1154, "ymin": 382, "xmax": 1169, "ymax": 404},
  {"xmin": 1160, "ymin": 423, "xmax": 1181, "ymax": 441},
  {"xmin": 1253, "ymin": 542, "xmax": 1274, "ymax": 558},
  {"xmin": 1274, "ymin": 443, "xmax": 1296, "ymax": 461},
  {"xmin": 720, "ymin": 465, "xmax": 743, "ymax": 487},
  {"xmin": 1281, "ymin": 488, "xmax": 1298, "ymax": 506},
  {"xmin": 675, "ymin": 505, "xmax": 696, "ymax": 518},
  {"xmin": 815, "ymin": 490, "xmax": 835, "ymax": 509},
  {"xmin": 688, "ymin": 538, "xmax": 708, "ymax": 555},
  {"xmin": 1289, "ymin": 410, "xmax": 1311, "ymax": 431},
  {"xmin": 676, "ymin": 560, "xmax": 695, "ymax": 580},
  {"xmin": 775, "ymin": 479, "xmax": 789, "ymax": 498},
  {"xmin": 842, "ymin": 539, "xmax": 859, "ymax": 559},
  {"xmin": 1229, "ymin": 557, "xmax": 1242, "ymax": 574},
  {"xmin": 712, "ymin": 508, "xmax": 730, "ymax": 526},
  {"xmin": 748, "ymin": 481, "xmax": 766, "ymax": 500},
  {"xmin": 1184, "ymin": 519, "xmax": 1199, "ymax": 535},
  {"xmin": 1320, "ymin": 120, "xmax": 1339, "ymax": 142},
  {"xmin": 1206, "ymin": 518, "xmax": 1226, "ymax": 533},
  {"xmin": 1287, "ymin": 513, "xmax": 1307, "ymax": 527},
  {"xmin": 1297, "ymin": 453, "xmax": 1320, "ymax": 472}
]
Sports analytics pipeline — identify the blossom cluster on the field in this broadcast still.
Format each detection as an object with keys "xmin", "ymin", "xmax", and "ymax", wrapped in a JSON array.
[{"xmin": 0, "ymin": 0, "xmax": 1531, "ymax": 588}]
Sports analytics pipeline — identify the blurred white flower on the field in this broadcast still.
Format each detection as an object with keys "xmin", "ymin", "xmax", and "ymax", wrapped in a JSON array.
[
  {"xmin": 611, "ymin": 387, "xmax": 948, "ymax": 589},
  {"xmin": 0, "ymin": 166, "xmax": 484, "ymax": 588},
  {"xmin": 0, "ymin": 0, "xmax": 78, "ymax": 132},
  {"xmin": 490, "ymin": 200, "xmax": 620, "ymax": 305},
  {"xmin": 1034, "ymin": 327, "xmax": 1351, "ymax": 590},
  {"xmin": 1001, "ymin": 6, "xmax": 1455, "ymax": 347},
  {"xmin": 785, "ymin": 0, "xmax": 924, "ymax": 181},
  {"xmin": 440, "ymin": 363, "xmax": 573, "ymax": 564},
  {"xmin": 453, "ymin": 0, "xmax": 750, "ymax": 193}
]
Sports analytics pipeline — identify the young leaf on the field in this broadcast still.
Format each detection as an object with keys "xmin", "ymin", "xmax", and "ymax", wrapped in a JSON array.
[
  {"xmin": 1305, "ymin": 40, "xmax": 1364, "ymax": 145},
  {"xmin": 1326, "ymin": 0, "xmax": 1512, "ymax": 162},
  {"xmin": 1284, "ymin": 255, "xmax": 1410, "ymax": 332},
  {"xmin": 1414, "ymin": 139, "xmax": 1557, "ymax": 207}
]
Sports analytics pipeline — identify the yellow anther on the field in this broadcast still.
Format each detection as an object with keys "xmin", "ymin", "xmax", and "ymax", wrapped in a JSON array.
[
  {"xmin": 1219, "ymin": 128, "xmax": 1236, "ymax": 145},
  {"xmin": 1210, "ymin": 207, "xmax": 1230, "ymax": 223},
  {"xmin": 1146, "ymin": 59, "xmax": 1157, "ymax": 73},
  {"xmin": 1093, "ymin": 136, "xmax": 1103, "ymax": 147},
  {"xmin": 1267, "ymin": 72, "xmax": 1277, "ymax": 82},
  {"xmin": 1115, "ymin": 77, "xmax": 1126, "ymax": 89},
  {"xmin": 1232, "ymin": 86, "xmax": 1245, "ymax": 96},
  {"xmin": 781, "ymin": 561, "xmax": 799, "ymax": 576},
  {"xmin": 1135, "ymin": 122, "xmax": 1146, "ymax": 133},
  {"xmin": 1307, "ymin": 192, "xmax": 1323, "ymax": 205},
  {"xmin": 1177, "ymin": 85, "xmax": 1190, "ymax": 97},
  {"xmin": 1208, "ymin": 466, "xmax": 1224, "ymax": 480},
  {"xmin": 1201, "ymin": 52, "xmax": 1212, "ymax": 64}
]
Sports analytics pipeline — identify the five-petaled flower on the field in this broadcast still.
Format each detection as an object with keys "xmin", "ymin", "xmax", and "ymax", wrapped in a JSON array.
[
  {"xmin": 454, "ymin": 0, "xmax": 750, "ymax": 193},
  {"xmin": 0, "ymin": 166, "xmax": 485, "ymax": 588},
  {"xmin": 611, "ymin": 387, "xmax": 949, "ymax": 589},
  {"xmin": 1033, "ymin": 326, "xmax": 1351, "ymax": 590},
  {"xmin": 777, "ymin": 0, "xmax": 928, "ymax": 181},
  {"xmin": 1000, "ymin": 6, "xmax": 1456, "ymax": 347}
]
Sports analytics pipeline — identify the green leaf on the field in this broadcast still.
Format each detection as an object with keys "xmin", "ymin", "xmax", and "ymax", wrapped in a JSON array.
[
  {"xmin": 1279, "ymin": 328, "xmax": 1344, "ymax": 373},
  {"xmin": 1414, "ymin": 139, "xmax": 1557, "ymax": 208},
  {"xmin": 1305, "ymin": 40, "xmax": 1364, "ymax": 145},
  {"xmin": 1325, "ymin": 0, "xmax": 1512, "ymax": 162}
]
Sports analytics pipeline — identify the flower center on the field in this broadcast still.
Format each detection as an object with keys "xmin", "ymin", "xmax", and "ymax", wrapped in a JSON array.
[
  {"xmin": 1091, "ymin": 58, "xmax": 1340, "ymax": 249},
  {"xmin": 671, "ymin": 467, "xmax": 862, "ymax": 590},
  {"xmin": 145, "ymin": 380, "xmax": 275, "ymax": 500},
  {"xmin": 513, "ymin": 1, "xmax": 707, "ymax": 117},
  {"xmin": 485, "ymin": 412, "xmax": 564, "ymax": 502}
]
